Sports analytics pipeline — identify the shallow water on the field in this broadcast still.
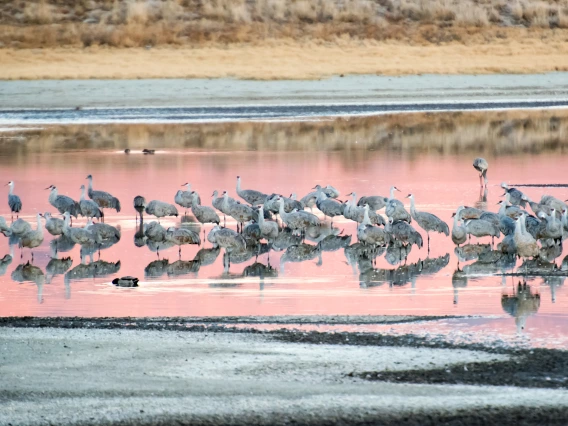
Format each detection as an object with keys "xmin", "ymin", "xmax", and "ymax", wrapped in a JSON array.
[{"xmin": 0, "ymin": 116, "xmax": 567, "ymax": 348}]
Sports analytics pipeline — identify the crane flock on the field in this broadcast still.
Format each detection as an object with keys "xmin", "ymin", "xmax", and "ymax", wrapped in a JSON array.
[{"xmin": 2, "ymin": 158, "xmax": 568, "ymax": 281}]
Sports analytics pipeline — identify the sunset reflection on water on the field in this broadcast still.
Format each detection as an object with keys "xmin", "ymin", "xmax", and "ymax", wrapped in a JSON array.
[{"xmin": 0, "ymin": 117, "xmax": 566, "ymax": 347}]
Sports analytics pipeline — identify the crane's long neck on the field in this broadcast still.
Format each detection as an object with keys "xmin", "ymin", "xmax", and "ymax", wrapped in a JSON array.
[
  {"xmin": 278, "ymin": 201, "xmax": 287, "ymax": 219},
  {"xmin": 8, "ymin": 184, "xmax": 13, "ymax": 196},
  {"xmin": 498, "ymin": 201, "xmax": 507, "ymax": 216},
  {"xmin": 362, "ymin": 205, "xmax": 371, "ymax": 226},
  {"xmin": 223, "ymin": 193, "xmax": 230, "ymax": 210},
  {"xmin": 390, "ymin": 187, "xmax": 396, "ymax": 200},
  {"xmin": 192, "ymin": 193, "xmax": 200, "ymax": 207},
  {"xmin": 514, "ymin": 217, "xmax": 522, "ymax": 237},
  {"xmin": 409, "ymin": 196, "xmax": 416, "ymax": 214},
  {"xmin": 63, "ymin": 213, "xmax": 70, "ymax": 230},
  {"xmin": 49, "ymin": 188, "xmax": 57, "ymax": 204},
  {"xmin": 80, "ymin": 187, "xmax": 86, "ymax": 201},
  {"xmin": 212, "ymin": 192, "xmax": 218, "ymax": 204},
  {"xmin": 87, "ymin": 177, "xmax": 93, "ymax": 192},
  {"xmin": 453, "ymin": 214, "xmax": 460, "ymax": 228},
  {"xmin": 520, "ymin": 215, "xmax": 528, "ymax": 236},
  {"xmin": 36, "ymin": 215, "xmax": 44, "ymax": 236},
  {"xmin": 351, "ymin": 193, "xmax": 357, "ymax": 204},
  {"xmin": 236, "ymin": 178, "xmax": 241, "ymax": 193},
  {"xmin": 258, "ymin": 207, "xmax": 265, "ymax": 226}
]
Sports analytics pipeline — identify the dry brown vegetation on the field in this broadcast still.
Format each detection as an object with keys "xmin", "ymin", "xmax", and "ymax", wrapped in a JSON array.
[
  {"xmin": 1, "ymin": 0, "xmax": 568, "ymax": 48},
  {"xmin": 4, "ymin": 110, "xmax": 568, "ymax": 159}
]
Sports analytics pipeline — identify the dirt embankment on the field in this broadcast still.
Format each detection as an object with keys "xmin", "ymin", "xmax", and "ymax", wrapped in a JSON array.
[{"xmin": 1, "ymin": 0, "xmax": 568, "ymax": 79}]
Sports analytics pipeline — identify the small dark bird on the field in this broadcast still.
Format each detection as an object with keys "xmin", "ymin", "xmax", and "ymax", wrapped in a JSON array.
[{"xmin": 142, "ymin": 149, "xmax": 155, "ymax": 155}]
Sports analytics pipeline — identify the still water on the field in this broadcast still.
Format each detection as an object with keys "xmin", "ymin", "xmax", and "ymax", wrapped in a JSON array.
[{"xmin": 0, "ymin": 112, "xmax": 567, "ymax": 348}]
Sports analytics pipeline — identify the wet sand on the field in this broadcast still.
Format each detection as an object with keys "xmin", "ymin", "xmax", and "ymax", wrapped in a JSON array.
[{"xmin": 1, "ymin": 324, "xmax": 567, "ymax": 426}]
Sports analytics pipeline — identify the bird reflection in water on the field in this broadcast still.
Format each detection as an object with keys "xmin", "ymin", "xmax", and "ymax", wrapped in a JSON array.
[
  {"xmin": 144, "ymin": 259, "xmax": 170, "ymax": 278},
  {"xmin": 501, "ymin": 282, "xmax": 540, "ymax": 332},
  {"xmin": 11, "ymin": 262, "xmax": 45, "ymax": 303},
  {"xmin": 64, "ymin": 260, "xmax": 121, "ymax": 298},
  {"xmin": 46, "ymin": 256, "xmax": 73, "ymax": 284},
  {"xmin": 279, "ymin": 242, "xmax": 322, "ymax": 274},
  {"xmin": 166, "ymin": 260, "xmax": 200, "ymax": 277},
  {"xmin": 0, "ymin": 254, "xmax": 13, "ymax": 276}
]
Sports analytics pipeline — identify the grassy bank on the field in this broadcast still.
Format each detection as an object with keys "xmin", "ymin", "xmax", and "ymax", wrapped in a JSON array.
[{"xmin": 1, "ymin": 0, "xmax": 568, "ymax": 79}]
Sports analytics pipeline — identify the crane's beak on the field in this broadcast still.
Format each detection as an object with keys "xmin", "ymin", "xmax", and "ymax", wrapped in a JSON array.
[
  {"xmin": 44, "ymin": 186, "xmax": 51, "ymax": 190},
  {"xmin": 181, "ymin": 183, "xmax": 188, "ymax": 186},
  {"xmin": 405, "ymin": 194, "xmax": 411, "ymax": 198},
  {"xmin": 451, "ymin": 213, "xmax": 456, "ymax": 217},
  {"xmin": 394, "ymin": 187, "xmax": 401, "ymax": 192},
  {"xmin": 346, "ymin": 192, "xmax": 353, "ymax": 196}
]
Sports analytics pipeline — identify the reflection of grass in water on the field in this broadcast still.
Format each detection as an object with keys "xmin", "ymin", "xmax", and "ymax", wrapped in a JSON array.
[{"xmin": 5, "ymin": 109, "xmax": 568, "ymax": 159}]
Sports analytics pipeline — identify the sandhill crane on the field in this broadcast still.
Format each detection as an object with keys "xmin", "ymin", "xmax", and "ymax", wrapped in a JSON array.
[
  {"xmin": 314, "ymin": 185, "xmax": 344, "ymax": 225},
  {"xmin": 165, "ymin": 226, "xmax": 201, "ymax": 257},
  {"xmin": 513, "ymin": 215, "xmax": 539, "ymax": 264},
  {"xmin": 6, "ymin": 181, "xmax": 22, "ymax": 219},
  {"xmin": 133, "ymin": 195, "xmax": 146, "ymax": 221},
  {"xmin": 537, "ymin": 209, "xmax": 563, "ymax": 244},
  {"xmin": 144, "ymin": 221, "xmax": 167, "ymax": 242},
  {"xmin": 47, "ymin": 185, "xmax": 80, "ymax": 222},
  {"xmin": 18, "ymin": 213, "xmax": 45, "ymax": 260},
  {"xmin": 10, "ymin": 218, "xmax": 31, "ymax": 235},
  {"xmin": 345, "ymin": 194, "xmax": 385, "ymax": 225},
  {"xmin": 175, "ymin": 183, "xmax": 199, "ymax": 213},
  {"xmin": 191, "ymin": 192, "xmax": 220, "ymax": 227},
  {"xmin": 473, "ymin": 157, "xmax": 488, "ymax": 187},
  {"xmin": 407, "ymin": 194, "xmax": 449, "ymax": 249},
  {"xmin": 386, "ymin": 218, "xmax": 423, "ymax": 249},
  {"xmin": 540, "ymin": 194, "xmax": 567, "ymax": 214},
  {"xmin": 62, "ymin": 211, "xmax": 100, "ymax": 245},
  {"xmin": 86, "ymin": 218, "xmax": 121, "ymax": 242},
  {"xmin": 357, "ymin": 193, "xmax": 388, "ymax": 211},
  {"xmin": 86, "ymin": 175, "xmax": 121, "ymax": 215},
  {"xmin": 44, "ymin": 212, "xmax": 65, "ymax": 236},
  {"xmin": 229, "ymin": 201, "xmax": 255, "ymax": 232},
  {"xmin": 207, "ymin": 225, "xmax": 247, "ymax": 267},
  {"xmin": 456, "ymin": 206, "xmax": 483, "ymax": 221},
  {"xmin": 79, "ymin": 185, "xmax": 103, "ymax": 221},
  {"xmin": 501, "ymin": 183, "xmax": 526, "ymax": 207},
  {"xmin": 277, "ymin": 197, "xmax": 320, "ymax": 235},
  {"xmin": 357, "ymin": 205, "xmax": 390, "ymax": 246},
  {"xmin": 264, "ymin": 193, "xmax": 302, "ymax": 215},
  {"xmin": 236, "ymin": 176, "xmax": 268, "ymax": 206},
  {"xmin": 256, "ymin": 205, "xmax": 279, "ymax": 242},
  {"xmin": 385, "ymin": 186, "xmax": 411, "ymax": 223},
  {"xmin": 464, "ymin": 218, "xmax": 501, "ymax": 244},
  {"xmin": 212, "ymin": 190, "xmax": 228, "ymax": 224},
  {"xmin": 145, "ymin": 200, "xmax": 178, "ymax": 221}
]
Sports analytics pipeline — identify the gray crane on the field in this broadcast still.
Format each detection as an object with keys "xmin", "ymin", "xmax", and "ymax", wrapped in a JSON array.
[
  {"xmin": 145, "ymin": 200, "xmax": 179, "ymax": 220},
  {"xmin": 500, "ymin": 183, "xmax": 526, "ymax": 207},
  {"xmin": 345, "ymin": 194, "xmax": 385, "ymax": 225},
  {"xmin": 277, "ymin": 197, "xmax": 320, "ymax": 234},
  {"xmin": 257, "ymin": 205, "xmax": 279, "ymax": 242},
  {"xmin": 236, "ymin": 176, "xmax": 268, "ymax": 206},
  {"xmin": 6, "ymin": 181, "xmax": 22, "ymax": 219},
  {"xmin": 207, "ymin": 225, "xmax": 247, "ymax": 268},
  {"xmin": 385, "ymin": 218, "xmax": 423, "ymax": 249},
  {"xmin": 357, "ymin": 193, "xmax": 388, "ymax": 211},
  {"xmin": 464, "ymin": 218, "xmax": 501, "ymax": 244},
  {"xmin": 385, "ymin": 186, "xmax": 411, "ymax": 223},
  {"xmin": 46, "ymin": 185, "xmax": 81, "ymax": 222},
  {"xmin": 314, "ymin": 185, "xmax": 344, "ymax": 225},
  {"xmin": 212, "ymin": 190, "xmax": 229, "ymax": 225},
  {"xmin": 522, "ymin": 195, "xmax": 554, "ymax": 218},
  {"xmin": 86, "ymin": 218, "xmax": 121, "ymax": 242},
  {"xmin": 229, "ymin": 201, "xmax": 255, "ymax": 232},
  {"xmin": 175, "ymin": 183, "xmax": 199, "ymax": 213},
  {"xmin": 44, "ymin": 212, "xmax": 65, "ymax": 236},
  {"xmin": 540, "ymin": 194, "xmax": 567, "ymax": 214},
  {"xmin": 165, "ymin": 226, "xmax": 201, "ymax": 257},
  {"xmin": 191, "ymin": 191, "xmax": 220, "ymax": 226},
  {"xmin": 456, "ymin": 206, "xmax": 483, "ymax": 221},
  {"xmin": 133, "ymin": 195, "xmax": 146, "ymax": 221},
  {"xmin": 473, "ymin": 157, "xmax": 488, "ymax": 187},
  {"xmin": 18, "ymin": 213, "xmax": 45, "ymax": 260},
  {"xmin": 0, "ymin": 217, "xmax": 11, "ymax": 236},
  {"xmin": 264, "ymin": 193, "xmax": 303, "ymax": 214},
  {"xmin": 79, "ymin": 185, "xmax": 104, "ymax": 221},
  {"xmin": 62, "ymin": 211, "xmax": 100, "ymax": 245},
  {"xmin": 513, "ymin": 215, "xmax": 539, "ymax": 262},
  {"xmin": 144, "ymin": 221, "xmax": 167, "ymax": 242},
  {"xmin": 407, "ymin": 194, "xmax": 449, "ymax": 249},
  {"xmin": 10, "ymin": 218, "xmax": 31, "ymax": 235},
  {"xmin": 86, "ymin": 175, "xmax": 121, "ymax": 215},
  {"xmin": 357, "ymin": 205, "xmax": 390, "ymax": 246}
]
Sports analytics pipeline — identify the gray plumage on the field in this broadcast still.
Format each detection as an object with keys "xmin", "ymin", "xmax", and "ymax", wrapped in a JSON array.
[
  {"xmin": 0, "ymin": 217, "xmax": 11, "ymax": 236},
  {"xmin": 319, "ymin": 234, "xmax": 352, "ymax": 252},
  {"xmin": 272, "ymin": 228, "xmax": 302, "ymax": 251},
  {"xmin": 385, "ymin": 199, "xmax": 412, "ymax": 223},
  {"xmin": 165, "ymin": 226, "xmax": 201, "ymax": 249},
  {"xmin": 134, "ymin": 196, "xmax": 146, "ymax": 215},
  {"xmin": 191, "ymin": 192, "xmax": 220, "ymax": 225},
  {"xmin": 314, "ymin": 186, "xmax": 345, "ymax": 223},
  {"xmin": 86, "ymin": 175, "xmax": 121, "ymax": 213},
  {"xmin": 457, "ymin": 206, "xmax": 483, "ymax": 221},
  {"xmin": 208, "ymin": 226, "xmax": 247, "ymax": 253},
  {"xmin": 277, "ymin": 197, "xmax": 321, "ymax": 232},
  {"xmin": 46, "ymin": 256, "xmax": 73, "ymax": 284},
  {"xmin": 540, "ymin": 194, "xmax": 567, "ymax": 214},
  {"xmin": 473, "ymin": 157, "xmax": 488, "ymax": 187},
  {"xmin": 7, "ymin": 181, "xmax": 22, "ymax": 216},
  {"xmin": 229, "ymin": 201, "xmax": 255, "ymax": 225},
  {"xmin": 47, "ymin": 185, "xmax": 80, "ymax": 218},
  {"xmin": 175, "ymin": 183, "xmax": 200, "ymax": 211},
  {"xmin": 357, "ymin": 195, "xmax": 388, "ymax": 211},
  {"xmin": 0, "ymin": 254, "xmax": 13, "ymax": 276},
  {"xmin": 212, "ymin": 191, "xmax": 228, "ymax": 214},
  {"xmin": 65, "ymin": 260, "xmax": 121, "ymax": 282},
  {"xmin": 345, "ymin": 195, "xmax": 385, "ymax": 225},
  {"xmin": 44, "ymin": 212, "xmax": 65, "ymax": 236},
  {"xmin": 19, "ymin": 213, "xmax": 45, "ymax": 253},
  {"xmin": 356, "ymin": 205, "xmax": 390, "ymax": 246},
  {"xmin": 144, "ymin": 259, "xmax": 170, "ymax": 278},
  {"xmin": 257, "ymin": 206, "xmax": 279, "ymax": 241},
  {"xmin": 500, "ymin": 183, "xmax": 526, "ymax": 207},
  {"xmin": 236, "ymin": 176, "xmax": 268, "ymax": 206},
  {"xmin": 79, "ymin": 185, "xmax": 103, "ymax": 220},
  {"xmin": 166, "ymin": 260, "xmax": 201, "ymax": 276},
  {"xmin": 280, "ymin": 243, "xmax": 322, "ymax": 271},
  {"xmin": 408, "ymin": 194, "xmax": 449, "ymax": 238},
  {"xmin": 386, "ymin": 219, "xmax": 423, "ymax": 248},
  {"xmin": 465, "ymin": 218, "xmax": 501, "ymax": 239},
  {"xmin": 10, "ymin": 218, "xmax": 31, "ymax": 235},
  {"xmin": 86, "ymin": 219, "xmax": 121, "ymax": 241},
  {"xmin": 145, "ymin": 200, "xmax": 179, "ymax": 219},
  {"xmin": 144, "ymin": 221, "xmax": 167, "ymax": 242},
  {"xmin": 193, "ymin": 246, "xmax": 221, "ymax": 267},
  {"xmin": 264, "ymin": 193, "xmax": 303, "ymax": 214},
  {"xmin": 62, "ymin": 212, "xmax": 100, "ymax": 245}
]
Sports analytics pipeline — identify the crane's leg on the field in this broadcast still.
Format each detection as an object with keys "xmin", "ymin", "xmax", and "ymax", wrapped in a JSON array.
[
  {"xmin": 179, "ymin": 247, "xmax": 182, "ymax": 259},
  {"xmin": 31, "ymin": 251, "xmax": 34, "ymax": 263},
  {"xmin": 427, "ymin": 234, "xmax": 430, "ymax": 253},
  {"xmin": 157, "ymin": 246, "xmax": 160, "ymax": 259}
]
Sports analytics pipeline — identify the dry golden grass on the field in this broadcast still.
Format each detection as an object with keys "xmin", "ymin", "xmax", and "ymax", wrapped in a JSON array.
[
  {"xmin": 2, "ymin": 33, "xmax": 568, "ymax": 80},
  {"xmin": 5, "ymin": 110, "xmax": 568, "ymax": 158},
  {"xmin": 1, "ymin": 0, "xmax": 568, "ymax": 48}
]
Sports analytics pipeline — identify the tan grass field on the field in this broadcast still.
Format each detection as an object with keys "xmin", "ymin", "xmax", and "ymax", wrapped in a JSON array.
[{"xmin": 2, "ymin": 33, "xmax": 568, "ymax": 80}]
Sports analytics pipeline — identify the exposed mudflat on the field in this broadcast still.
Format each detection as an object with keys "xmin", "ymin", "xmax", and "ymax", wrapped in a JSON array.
[{"xmin": 1, "ymin": 324, "xmax": 567, "ymax": 426}]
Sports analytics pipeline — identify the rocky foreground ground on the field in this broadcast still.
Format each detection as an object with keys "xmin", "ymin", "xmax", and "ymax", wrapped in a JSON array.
[{"xmin": 1, "ymin": 317, "xmax": 567, "ymax": 425}]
